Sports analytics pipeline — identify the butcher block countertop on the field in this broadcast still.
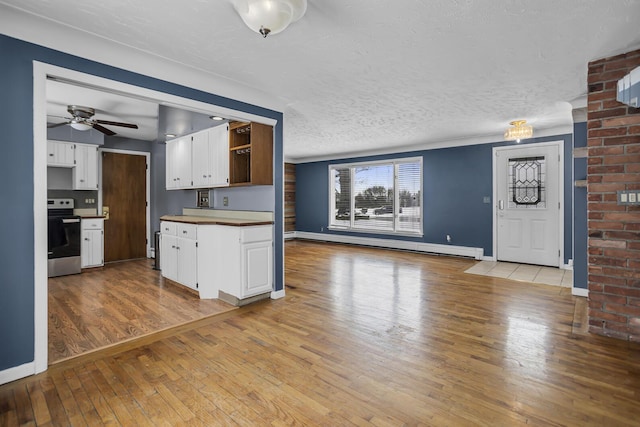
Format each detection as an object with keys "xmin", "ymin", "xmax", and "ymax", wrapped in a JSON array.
[{"xmin": 160, "ymin": 215, "xmax": 273, "ymax": 226}]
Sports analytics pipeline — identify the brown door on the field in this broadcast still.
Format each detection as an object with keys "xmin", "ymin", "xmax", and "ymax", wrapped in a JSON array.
[{"xmin": 102, "ymin": 152, "xmax": 147, "ymax": 262}]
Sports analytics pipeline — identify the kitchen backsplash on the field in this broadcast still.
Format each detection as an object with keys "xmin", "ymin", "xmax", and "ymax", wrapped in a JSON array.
[{"xmin": 48, "ymin": 189, "xmax": 99, "ymax": 209}]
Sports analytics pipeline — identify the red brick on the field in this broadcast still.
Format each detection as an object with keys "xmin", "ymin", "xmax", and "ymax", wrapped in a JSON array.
[
  {"xmin": 603, "ymin": 115, "xmax": 640, "ymax": 127},
  {"xmin": 589, "ymin": 274, "xmax": 627, "ymax": 286},
  {"xmin": 605, "ymin": 230, "xmax": 640, "ymax": 240},
  {"xmin": 604, "ymin": 99, "xmax": 624, "ymax": 109},
  {"xmin": 603, "ymin": 266, "xmax": 640, "ymax": 279},
  {"xmin": 602, "ymin": 173, "xmax": 640, "ymax": 183},
  {"xmin": 627, "ymin": 164, "xmax": 640, "ymax": 173},
  {"xmin": 588, "ymin": 221, "xmax": 625, "ymax": 230},
  {"xmin": 588, "ymin": 118, "xmax": 603, "ymax": 127},
  {"xmin": 588, "ymin": 202, "xmax": 626, "ymax": 212},
  {"xmin": 589, "ymin": 309, "xmax": 628, "ymax": 323},
  {"xmin": 588, "ymin": 90, "xmax": 618, "ymax": 102},
  {"xmin": 588, "ymin": 238, "xmax": 626, "ymax": 249},
  {"xmin": 587, "ymin": 212, "xmax": 605, "ymax": 220},
  {"xmin": 588, "ymin": 193, "xmax": 603, "ymax": 202},
  {"xmin": 589, "ymin": 183, "xmax": 625, "ymax": 192},
  {"xmin": 587, "ymin": 165, "xmax": 625, "ymax": 174},
  {"xmin": 627, "ymin": 225, "xmax": 640, "ymax": 232},
  {"xmin": 601, "ymin": 321, "xmax": 631, "ymax": 335},
  {"xmin": 603, "ymin": 154, "xmax": 640, "ymax": 164},
  {"xmin": 587, "ymin": 69, "xmax": 628, "ymax": 84},
  {"xmin": 603, "ymin": 249, "xmax": 640, "ymax": 259},
  {"xmin": 602, "ymin": 212, "xmax": 640, "ymax": 221},
  {"xmin": 603, "ymin": 55, "xmax": 640, "ymax": 71},
  {"xmin": 588, "ymin": 126, "xmax": 628, "ymax": 137},
  {"xmin": 629, "ymin": 298, "xmax": 640, "ymax": 306},
  {"xmin": 589, "ymin": 265, "xmax": 603, "ymax": 274},
  {"xmin": 606, "ymin": 303, "xmax": 640, "ymax": 317},
  {"xmin": 602, "ymin": 294, "xmax": 628, "ymax": 304},
  {"xmin": 626, "ymin": 145, "xmax": 640, "ymax": 154},
  {"xmin": 588, "ymin": 156, "xmax": 603, "ymax": 165},
  {"xmin": 629, "ymin": 242, "xmax": 640, "ymax": 250},
  {"xmin": 589, "ymin": 300, "xmax": 604, "ymax": 310},
  {"xmin": 629, "ymin": 260, "xmax": 640, "ymax": 270},
  {"xmin": 628, "ymin": 125, "xmax": 640, "ymax": 134},
  {"xmin": 589, "ymin": 283, "xmax": 604, "ymax": 292},
  {"xmin": 589, "ymin": 256, "xmax": 628, "ymax": 267},
  {"xmin": 589, "ymin": 146, "xmax": 624, "ymax": 156},
  {"xmin": 588, "ymin": 62, "xmax": 606, "ymax": 73},
  {"xmin": 588, "ymin": 138, "xmax": 603, "ymax": 147},
  {"xmin": 587, "ymin": 175, "xmax": 602, "ymax": 183},
  {"xmin": 603, "ymin": 136, "xmax": 640, "ymax": 146},
  {"xmin": 603, "ymin": 193, "xmax": 618, "ymax": 202},
  {"xmin": 588, "ymin": 247, "xmax": 603, "ymax": 256}
]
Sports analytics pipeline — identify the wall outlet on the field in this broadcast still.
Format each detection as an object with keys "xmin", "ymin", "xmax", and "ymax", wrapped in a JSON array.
[
  {"xmin": 446, "ymin": 234, "xmax": 452, "ymax": 243},
  {"xmin": 223, "ymin": 196, "xmax": 229, "ymax": 206},
  {"xmin": 321, "ymin": 226, "xmax": 324, "ymax": 232}
]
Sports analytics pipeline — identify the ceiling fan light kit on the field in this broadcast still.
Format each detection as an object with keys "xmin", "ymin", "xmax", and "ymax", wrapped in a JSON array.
[
  {"xmin": 233, "ymin": 0, "xmax": 307, "ymax": 38},
  {"xmin": 48, "ymin": 105, "xmax": 139, "ymax": 136},
  {"xmin": 504, "ymin": 119, "xmax": 533, "ymax": 143}
]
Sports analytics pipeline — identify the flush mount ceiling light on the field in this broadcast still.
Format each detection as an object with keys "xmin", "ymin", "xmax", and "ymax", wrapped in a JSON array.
[
  {"xmin": 504, "ymin": 120, "xmax": 533, "ymax": 143},
  {"xmin": 210, "ymin": 116, "xmax": 224, "ymax": 121},
  {"xmin": 233, "ymin": 0, "xmax": 307, "ymax": 38}
]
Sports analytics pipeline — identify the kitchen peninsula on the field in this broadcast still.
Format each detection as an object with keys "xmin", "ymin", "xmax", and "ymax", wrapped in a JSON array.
[{"xmin": 160, "ymin": 208, "xmax": 274, "ymax": 306}]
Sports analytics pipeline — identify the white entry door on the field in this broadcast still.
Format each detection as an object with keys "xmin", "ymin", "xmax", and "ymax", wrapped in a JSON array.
[{"xmin": 495, "ymin": 143, "xmax": 561, "ymax": 267}]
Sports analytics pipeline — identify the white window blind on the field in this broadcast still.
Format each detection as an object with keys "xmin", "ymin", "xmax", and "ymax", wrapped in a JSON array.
[{"xmin": 329, "ymin": 157, "xmax": 422, "ymax": 235}]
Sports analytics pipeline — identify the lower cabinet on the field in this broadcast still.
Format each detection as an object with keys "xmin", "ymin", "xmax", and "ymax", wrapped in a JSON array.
[
  {"xmin": 160, "ymin": 221, "xmax": 273, "ymax": 301},
  {"xmin": 81, "ymin": 218, "xmax": 104, "ymax": 268}
]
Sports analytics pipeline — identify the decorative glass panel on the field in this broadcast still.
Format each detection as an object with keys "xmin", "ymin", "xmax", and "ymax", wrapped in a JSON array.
[{"xmin": 508, "ymin": 156, "xmax": 546, "ymax": 209}]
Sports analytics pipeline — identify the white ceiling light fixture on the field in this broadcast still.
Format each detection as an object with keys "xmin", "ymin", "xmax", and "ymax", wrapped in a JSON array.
[
  {"xmin": 504, "ymin": 120, "xmax": 533, "ymax": 143},
  {"xmin": 233, "ymin": 0, "xmax": 307, "ymax": 38},
  {"xmin": 69, "ymin": 118, "xmax": 92, "ymax": 131}
]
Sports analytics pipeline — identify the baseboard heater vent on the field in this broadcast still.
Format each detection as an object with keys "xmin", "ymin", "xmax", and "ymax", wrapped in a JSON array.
[{"xmin": 293, "ymin": 232, "xmax": 483, "ymax": 260}]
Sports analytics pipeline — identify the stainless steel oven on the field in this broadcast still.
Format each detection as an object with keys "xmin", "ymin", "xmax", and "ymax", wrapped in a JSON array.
[{"xmin": 48, "ymin": 198, "xmax": 81, "ymax": 277}]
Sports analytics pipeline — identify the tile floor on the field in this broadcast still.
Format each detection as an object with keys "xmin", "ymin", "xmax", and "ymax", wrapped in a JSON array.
[{"xmin": 465, "ymin": 260, "xmax": 573, "ymax": 287}]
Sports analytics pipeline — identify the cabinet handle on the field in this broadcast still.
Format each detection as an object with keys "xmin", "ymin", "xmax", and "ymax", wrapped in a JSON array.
[
  {"xmin": 203, "ymin": 174, "xmax": 207, "ymax": 178},
  {"xmin": 171, "ymin": 245, "xmax": 175, "ymax": 249},
  {"xmin": 49, "ymin": 153, "xmax": 54, "ymax": 157},
  {"xmin": 84, "ymin": 238, "xmax": 89, "ymax": 241},
  {"xmin": 183, "ymin": 230, "xmax": 187, "ymax": 234}
]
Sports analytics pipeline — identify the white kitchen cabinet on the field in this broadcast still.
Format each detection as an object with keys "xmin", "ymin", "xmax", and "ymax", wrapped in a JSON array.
[
  {"xmin": 81, "ymin": 218, "xmax": 104, "ymax": 268},
  {"xmin": 47, "ymin": 140, "xmax": 75, "ymax": 166},
  {"xmin": 192, "ymin": 125, "xmax": 229, "ymax": 188},
  {"xmin": 165, "ymin": 137, "xmax": 192, "ymax": 189},
  {"xmin": 212, "ymin": 224, "xmax": 273, "ymax": 301},
  {"xmin": 160, "ymin": 221, "xmax": 198, "ymax": 291},
  {"xmin": 160, "ymin": 221, "xmax": 273, "ymax": 301},
  {"xmin": 73, "ymin": 143, "xmax": 99, "ymax": 190}
]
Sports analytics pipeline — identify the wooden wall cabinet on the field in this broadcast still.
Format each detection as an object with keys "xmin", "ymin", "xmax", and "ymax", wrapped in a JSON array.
[{"xmin": 228, "ymin": 122, "xmax": 273, "ymax": 186}]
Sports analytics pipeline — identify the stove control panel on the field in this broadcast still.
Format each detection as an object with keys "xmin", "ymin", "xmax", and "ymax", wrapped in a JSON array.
[{"xmin": 47, "ymin": 198, "xmax": 75, "ymax": 209}]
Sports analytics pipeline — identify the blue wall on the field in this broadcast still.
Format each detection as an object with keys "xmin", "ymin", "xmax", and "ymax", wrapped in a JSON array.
[
  {"xmin": 296, "ymin": 134, "xmax": 573, "ymax": 260},
  {"xmin": 0, "ymin": 34, "xmax": 284, "ymax": 372},
  {"xmin": 573, "ymin": 122, "xmax": 588, "ymax": 289}
]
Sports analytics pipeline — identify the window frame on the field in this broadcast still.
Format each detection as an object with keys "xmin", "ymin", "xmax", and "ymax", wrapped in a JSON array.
[{"xmin": 328, "ymin": 156, "xmax": 423, "ymax": 237}]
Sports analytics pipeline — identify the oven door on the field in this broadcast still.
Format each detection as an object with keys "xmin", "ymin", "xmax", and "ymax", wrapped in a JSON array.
[{"xmin": 48, "ymin": 216, "xmax": 81, "ymax": 259}]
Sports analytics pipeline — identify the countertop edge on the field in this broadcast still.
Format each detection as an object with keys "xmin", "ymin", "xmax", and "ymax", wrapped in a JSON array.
[{"xmin": 160, "ymin": 215, "xmax": 274, "ymax": 226}]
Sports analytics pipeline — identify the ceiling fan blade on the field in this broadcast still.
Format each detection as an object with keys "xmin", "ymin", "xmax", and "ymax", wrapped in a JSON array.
[
  {"xmin": 95, "ymin": 119, "xmax": 138, "ymax": 129},
  {"xmin": 92, "ymin": 123, "xmax": 117, "ymax": 136},
  {"xmin": 47, "ymin": 122, "xmax": 69, "ymax": 129}
]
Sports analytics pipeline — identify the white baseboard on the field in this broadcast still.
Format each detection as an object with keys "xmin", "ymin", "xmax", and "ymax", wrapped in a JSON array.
[
  {"xmin": 562, "ymin": 263, "xmax": 573, "ymax": 271},
  {"xmin": 284, "ymin": 231, "xmax": 296, "ymax": 240},
  {"xmin": 292, "ymin": 231, "xmax": 484, "ymax": 260},
  {"xmin": 572, "ymin": 287, "xmax": 588, "ymax": 297},
  {"xmin": 0, "ymin": 362, "xmax": 34, "ymax": 385},
  {"xmin": 482, "ymin": 256, "xmax": 497, "ymax": 262},
  {"xmin": 271, "ymin": 289, "xmax": 286, "ymax": 299}
]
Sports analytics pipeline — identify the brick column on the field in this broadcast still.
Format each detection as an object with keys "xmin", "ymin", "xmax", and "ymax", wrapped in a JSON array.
[{"xmin": 587, "ymin": 49, "xmax": 640, "ymax": 341}]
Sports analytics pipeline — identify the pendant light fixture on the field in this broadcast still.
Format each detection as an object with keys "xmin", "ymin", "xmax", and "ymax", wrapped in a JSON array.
[
  {"xmin": 504, "ymin": 120, "xmax": 533, "ymax": 143},
  {"xmin": 233, "ymin": 0, "xmax": 307, "ymax": 38}
]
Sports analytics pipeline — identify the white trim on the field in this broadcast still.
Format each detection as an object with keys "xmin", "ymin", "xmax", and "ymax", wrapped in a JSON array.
[
  {"xmin": 31, "ymin": 62, "xmax": 280, "ymax": 380},
  {"xmin": 270, "ymin": 289, "xmax": 286, "ymax": 299},
  {"xmin": 98, "ymin": 148, "xmax": 152, "ymax": 258},
  {"xmin": 0, "ymin": 362, "xmax": 36, "ymax": 386},
  {"xmin": 572, "ymin": 287, "xmax": 589, "ymax": 297},
  {"xmin": 492, "ymin": 140, "xmax": 565, "ymax": 268},
  {"xmin": 561, "ymin": 263, "xmax": 573, "ymax": 271},
  {"xmin": 286, "ymin": 125, "xmax": 574, "ymax": 164},
  {"xmin": 482, "ymin": 255, "xmax": 497, "ymax": 262},
  {"xmin": 294, "ymin": 231, "xmax": 484, "ymax": 260}
]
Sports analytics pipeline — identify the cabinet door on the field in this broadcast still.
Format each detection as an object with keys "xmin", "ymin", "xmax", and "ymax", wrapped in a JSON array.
[
  {"xmin": 210, "ymin": 125, "xmax": 229, "ymax": 187},
  {"xmin": 241, "ymin": 240, "xmax": 273, "ymax": 298},
  {"xmin": 191, "ymin": 131, "xmax": 210, "ymax": 188},
  {"xmin": 166, "ymin": 137, "xmax": 192, "ymax": 189},
  {"xmin": 47, "ymin": 141, "xmax": 75, "ymax": 166},
  {"xmin": 81, "ymin": 229, "xmax": 104, "ymax": 268},
  {"xmin": 177, "ymin": 237, "xmax": 198, "ymax": 290},
  {"xmin": 160, "ymin": 234, "xmax": 178, "ymax": 282},
  {"xmin": 73, "ymin": 144, "xmax": 99, "ymax": 190}
]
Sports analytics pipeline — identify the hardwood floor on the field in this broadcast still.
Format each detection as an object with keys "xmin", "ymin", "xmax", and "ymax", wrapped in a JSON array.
[
  {"xmin": 3, "ymin": 240, "xmax": 640, "ymax": 425},
  {"xmin": 48, "ymin": 259, "xmax": 237, "ymax": 364}
]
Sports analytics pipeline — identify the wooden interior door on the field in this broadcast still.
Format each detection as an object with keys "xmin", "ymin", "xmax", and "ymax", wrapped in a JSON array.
[{"xmin": 102, "ymin": 151, "xmax": 147, "ymax": 262}]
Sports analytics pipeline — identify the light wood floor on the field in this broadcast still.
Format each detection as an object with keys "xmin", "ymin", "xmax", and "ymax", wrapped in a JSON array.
[
  {"xmin": 48, "ymin": 259, "xmax": 237, "ymax": 364},
  {"xmin": 3, "ymin": 240, "xmax": 640, "ymax": 425}
]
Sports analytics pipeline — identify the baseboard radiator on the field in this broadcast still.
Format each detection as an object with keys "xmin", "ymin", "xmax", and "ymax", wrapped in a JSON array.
[{"xmin": 289, "ymin": 231, "xmax": 483, "ymax": 260}]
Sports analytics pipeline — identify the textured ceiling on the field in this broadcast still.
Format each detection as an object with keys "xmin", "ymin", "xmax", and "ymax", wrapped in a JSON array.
[{"xmin": 2, "ymin": 0, "xmax": 640, "ymax": 161}]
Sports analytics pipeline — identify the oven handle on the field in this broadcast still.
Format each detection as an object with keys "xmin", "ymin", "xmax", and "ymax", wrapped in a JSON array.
[{"xmin": 62, "ymin": 218, "xmax": 81, "ymax": 224}]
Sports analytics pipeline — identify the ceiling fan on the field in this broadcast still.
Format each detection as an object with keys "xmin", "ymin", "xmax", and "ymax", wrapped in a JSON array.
[{"xmin": 48, "ymin": 105, "xmax": 139, "ymax": 136}]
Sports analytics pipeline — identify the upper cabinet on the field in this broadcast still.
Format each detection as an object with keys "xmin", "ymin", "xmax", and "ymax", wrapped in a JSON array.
[
  {"xmin": 166, "ymin": 136, "xmax": 192, "ymax": 189},
  {"xmin": 166, "ymin": 125, "xmax": 230, "ymax": 190},
  {"xmin": 229, "ymin": 122, "xmax": 273, "ymax": 186},
  {"xmin": 192, "ymin": 126, "xmax": 230, "ymax": 188},
  {"xmin": 73, "ymin": 143, "xmax": 99, "ymax": 190},
  {"xmin": 47, "ymin": 140, "xmax": 98, "ymax": 190},
  {"xmin": 47, "ymin": 141, "xmax": 75, "ymax": 167}
]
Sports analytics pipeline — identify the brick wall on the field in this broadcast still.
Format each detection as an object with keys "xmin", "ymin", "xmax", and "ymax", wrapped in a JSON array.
[{"xmin": 587, "ymin": 48, "xmax": 640, "ymax": 341}]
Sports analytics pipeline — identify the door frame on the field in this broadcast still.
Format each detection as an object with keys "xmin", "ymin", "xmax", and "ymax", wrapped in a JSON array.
[
  {"xmin": 33, "ymin": 62, "xmax": 278, "ymax": 376},
  {"xmin": 98, "ymin": 148, "xmax": 152, "ymax": 258},
  {"xmin": 491, "ymin": 140, "xmax": 564, "ymax": 266}
]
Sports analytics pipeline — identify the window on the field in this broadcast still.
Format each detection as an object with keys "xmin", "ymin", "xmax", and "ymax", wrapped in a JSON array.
[{"xmin": 329, "ymin": 157, "xmax": 422, "ymax": 235}]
